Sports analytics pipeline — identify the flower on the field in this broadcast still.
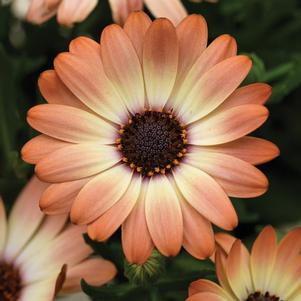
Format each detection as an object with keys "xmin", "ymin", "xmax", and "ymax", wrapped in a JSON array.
[
  {"xmin": 22, "ymin": 12, "xmax": 279, "ymax": 264},
  {"xmin": 188, "ymin": 226, "xmax": 301, "ymax": 301},
  {"xmin": 11, "ymin": 0, "xmax": 189, "ymax": 27},
  {"xmin": 11, "ymin": 0, "xmax": 98, "ymax": 27},
  {"xmin": 0, "ymin": 176, "xmax": 116, "ymax": 301}
]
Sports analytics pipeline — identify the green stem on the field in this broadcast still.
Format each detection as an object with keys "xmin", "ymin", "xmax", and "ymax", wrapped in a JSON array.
[{"xmin": 264, "ymin": 62, "xmax": 293, "ymax": 82}]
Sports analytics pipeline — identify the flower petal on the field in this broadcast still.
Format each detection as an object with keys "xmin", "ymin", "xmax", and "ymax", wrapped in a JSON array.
[
  {"xmin": 215, "ymin": 233, "xmax": 236, "ymax": 255},
  {"xmin": 40, "ymin": 177, "xmax": 91, "ymax": 215},
  {"xmin": 101, "ymin": 24, "xmax": 145, "ymax": 114},
  {"xmin": 62, "ymin": 258, "xmax": 117, "ymax": 293},
  {"xmin": 250, "ymin": 226, "xmax": 277, "ymax": 293},
  {"xmin": 57, "ymin": 0, "xmax": 98, "ymax": 27},
  {"xmin": 226, "ymin": 240, "xmax": 253, "ymax": 300},
  {"xmin": 186, "ymin": 148, "xmax": 268, "ymax": 197},
  {"xmin": 195, "ymin": 136, "xmax": 279, "ymax": 165},
  {"xmin": 218, "ymin": 83, "xmax": 272, "ymax": 111},
  {"xmin": 38, "ymin": 70, "xmax": 87, "ymax": 110},
  {"xmin": 215, "ymin": 249, "xmax": 234, "ymax": 296},
  {"xmin": 122, "ymin": 183, "xmax": 154, "ymax": 264},
  {"xmin": 19, "ymin": 278, "xmax": 57, "ymax": 301},
  {"xmin": 169, "ymin": 34, "xmax": 236, "ymax": 113},
  {"xmin": 87, "ymin": 175, "xmax": 142, "ymax": 241},
  {"xmin": 21, "ymin": 134, "xmax": 71, "ymax": 164},
  {"xmin": 177, "ymin": 55, "xmax": 251, "ymax": 124},
  {"xmin": 35, "ymin": 144, "xmax": 120, "ymax": 183},
  {"xmin": 123, "ymin": 11, "xmax": 152, "ymax": 61},
  {"xmin": 173, "ymin": 163, "xmax": 237, "ymax": 230},
  {"xmin": 0, "ymin": 197, "xmax": 7, "ymax": 254},
  {"xmin": 143, "ymin": 18, "xmax": 179, "ymax": 110},
  {"xmin": 108, "ymin": 0, "xmax": 143, "ymax": 25},
  {"xmin": 26, "ymin": 0, "xmax": 57, "ymax": 24},
  {"xmin": 21, "ymin": 225, "xmax": 91, "ymax": 283},
  {"xmin": 189, "ymin": 279, "xmax": 232, "ymax": 299},
  {"xmin": 180, "ymin": 198, "xmax": 214, "ymax": 259},
  {"xmin": 16, "ymin": 214, "xmax": 68, "ymax": 268},
  {"xmin": 145, "ymin": 176, "xmax": 183, "ymax": 257},
  {"xmin": 54, "ymin": 39, "xmax": 127, "ymax": 124},
  {"xmin": 27, "ymin": 104, "xmax": 116, "ymax": 144},
  {"xmin": 176, "ymin": 14, "xmax": 208, "ymax": 81},
  {"xmin": 144, "ymin": 0, "xmax": 187, "ymax": 26},
  {"xmin": 71, "ymin": 165, "xmax": 133, "ymax": 225},
  {"xmin": 189, "ymin": 104, "xmax": 269, "ymax": 145},
  {"xmin": 187, "ymin": 292, "xmax": 227, "ymax": 301},
  {"xmin": 3, "ymin": 177, "xmax": 48, "ymax": 262}
]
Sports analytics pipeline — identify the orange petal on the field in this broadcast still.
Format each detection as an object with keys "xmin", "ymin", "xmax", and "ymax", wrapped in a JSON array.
[
  {"xmin": 87, "ymin": 175, "xmax": 142, "ymax": 241},
  {"xmin": 215, "ymin": 233, "xmax": 236, "ymax": 255},
  {"xmin": 101, "ymin": 24, "xmax": 145, "ymax": 114},
  {"xmin": 57, "ymin": 0, "xmax": 98, "ymax": 27},
  {"xmin": 26, "ymin": 0, "xmax": 57, "ymax": 24},
  {"xmin": 108, "ymin": 0, "xmax": 143, "ymax": 25},
  {"xmin": 40, "ymin": 177, "xmax": 91, "ymax": 215},
  {"xmin": 54, "ymin": 41, "xmax": 127, "ymax": 124},
  {"xmin": 176, "ymin": 15, "xmax": 208, "ymax": 81},
  {"xmin": 38, "ymin": 70, "xmax": 87, "ymax": 110},
  {"xmin": 4, "ymin": 177, "xmax": 48, "ymax": 262},
  {"xmin": 218, "ymin": 83, "xmax": 272, "ymax": 111},
  {"xmin": 35, "ymin": 144, "xmax": 120, "ymax": 183},
  {"xmin": 27, "ymin": 104, "xmax": 116, "ymax": 144},
  {"xmin": 226, "ymin": 240, "xmax": 253, "ymax": 300},
  {"xmin": 173, "ymin": 164, "xmax": 237, "ymax": 230},
  {"xmin": 62, "ymin": 258, "xmax": 117, "ymax": 293},
  {"xmin": 169, "ymin": 34, "xmax": 236, "ymax": 113},
  {"xmin": 215, "ymin": 249, "xmax": 233, "ymax": 295},
  {"xmin": 177, "ymin": 55, "xmax": 252, "ymax": 124},
  {"xmin": 21, "ymin": 134, "xmax": 71, "ymax": 164},
  {"xmin": 180, "ymin": 199, "xmax": 215, "ymax": 259},
  {"xmin": 144, "ymin": 0, "xmax": 187, "ymax": 26},
  {"xmin": 71, "ymin": 165, "xmax": 133, "ymax": 225},
  {"xmin": 122, "ymin": 183, "xmax": 154, "ymax": 264},
  {"xmin": 189, "ymin": 104, "xmax": 269, "ymax": 145},
  {"xmin": 189, "ymin": 279, "xmax": 232, "ymax": 299},
  {"xmin": 123, "ymin": 11, "xmax": 152, "ymax": 61},
  {"xmin": 250, "ymin": 226, "xmax": 277, "ymax": 293},
  {"xmin": 143, "ymin": 18, "xmax": 179, "ymax": 110},
  {"xmin": 145, "ymin": 176, "xmax": 183, "ymax": 257},
  {"xmin": 0, "ymin": 198, "xmax": 7, "ymax": 254},
  {"xmin": 186, "ymin": 292, "xmax": 226, "ymax": 301},
  {"xmin": 195, "ymin": 136, "xmax": 279, "ymax": 165},
  {"xmin": 186, "ymin": 148, "xmax": 268, "ymax": 197}
]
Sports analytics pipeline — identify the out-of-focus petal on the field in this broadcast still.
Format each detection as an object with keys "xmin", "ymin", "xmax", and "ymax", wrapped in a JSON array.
[{"xmin": 62, "ymin": 258, "xmax": 117, "ymax": 293}]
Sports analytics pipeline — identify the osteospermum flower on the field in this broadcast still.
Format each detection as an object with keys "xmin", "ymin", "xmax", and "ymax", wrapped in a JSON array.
[
  {"xmin": 22, "ymin": 12, "xmax": 279, "ymax": 264},
  {"xmin": 0, "ymin": 177, "xmax": 116, "ymax": 301},
  {"xmin": 11, "ymin": 0, "xmax": 189, "ymax": 27},
  {"xmin": 188, "ymin": 226, "xmax": 301, "ymax": 301}
]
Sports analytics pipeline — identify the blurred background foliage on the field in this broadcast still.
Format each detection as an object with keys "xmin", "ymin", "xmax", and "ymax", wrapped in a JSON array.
[{"xmin": 1, "ymin": 0, "xmax": 301, "ymax": 300}]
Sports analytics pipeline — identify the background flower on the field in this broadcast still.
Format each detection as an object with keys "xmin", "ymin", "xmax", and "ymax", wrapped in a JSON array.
[
  {"xmin": 188, "ymin": 226, "xmax": 301, "ymax": 301},
  {"xmin": 0, "ymin": 176, "xmax": 116, "ymax": 301}
]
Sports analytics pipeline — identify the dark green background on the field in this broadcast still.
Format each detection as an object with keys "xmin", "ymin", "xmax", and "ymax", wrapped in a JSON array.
[{"xmin": 1, "ymin": 0, "xmax": 301, "ymax": 300}]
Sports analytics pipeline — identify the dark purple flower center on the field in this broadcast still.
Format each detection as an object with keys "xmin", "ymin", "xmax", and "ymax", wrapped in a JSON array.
[
  {"xmin": 0, "ymin": 261, "xmax": 22, "ymax": 301},
  {"xmin": 118, "ymin": 110, "xmax": 187, "ymax": 177},
  {"xmin": 246, "ymin": 292, "xmax": 283, "ymax": 301}
]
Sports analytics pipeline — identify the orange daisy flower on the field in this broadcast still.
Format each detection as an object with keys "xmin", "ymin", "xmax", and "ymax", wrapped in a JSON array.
[
  {"xmin": 22, "ymin": 12, "xmax": 279, "ymax": 264},
  {"xmin": 0, "ymin": 177, "xmax": 116, "ymax": 300},
  {"xmin": 188, "ymin": 226, "xmax": 301, "ymax": 301}
]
